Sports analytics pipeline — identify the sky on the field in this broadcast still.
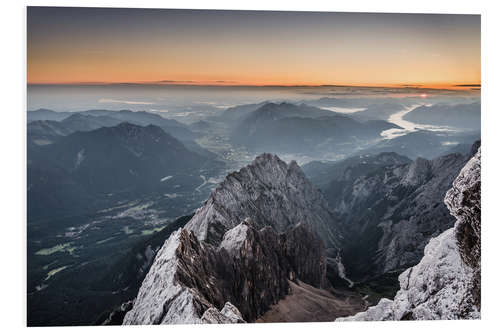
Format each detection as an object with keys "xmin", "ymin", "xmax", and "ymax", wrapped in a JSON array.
[{"xmin": 27, "ymin": 7, "xmax": 481, "ymax": 88}]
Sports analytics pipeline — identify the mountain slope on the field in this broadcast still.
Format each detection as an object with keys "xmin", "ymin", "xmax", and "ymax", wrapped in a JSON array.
[
  {"xmin": 185, "ymin": 154, "xmax": 344, "ymax": 257},
  {"xmin": 337, "ymin": 147, "xmax": 481, "ymax": 320},
  {"xmin": 27, "ymin": 120, "xmax": 73, "ymax": 145},
  {"xmin": 79, "ymin": 109, "xmax": 197, "ymax": 141},
  {"xmin": 60, "ymin": 113, "xmax": 123, "ymax": 132},
  {"xmin": 231, "ymin": 102, "xmax": 399, "ymax": 154},
  {"xmin": 318, "ymin": 142, "xmax": 479, "ymax": 281},
  {"xmin": 216, "ymin": 102, "xmax": 267, "ymax": 124},
  {"xmin": 28, "ymin": 123, "xmax": 221, "ymax": 220},
  {"xmin": 359, "ymin": 130, "xmax": 481, "ymax": 160},
  {"xmin": 403, "ymin": 102, "xmax": 480, "ymax": 130},
  {"xmin": 32, "ymin": 122, "xmax": 206, "ymax": 192},
  {"xmin": 27, "ymin": 109, "xmax": 72, "ymax": 122},
  {"xmin": 303, "ymin": 152, "xmax": 412, "ymax": 189}
]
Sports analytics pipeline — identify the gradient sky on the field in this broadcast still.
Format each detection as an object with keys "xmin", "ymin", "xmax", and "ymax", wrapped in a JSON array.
[{"xmin": 27, "ymin": 7, "xmax": 481, "ymax": 87}]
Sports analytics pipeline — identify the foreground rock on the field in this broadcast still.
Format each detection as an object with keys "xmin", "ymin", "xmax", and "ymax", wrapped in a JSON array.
[
  {"xmin": 201, "ymin": 303, "xmax": 246, "ymax": 324},
  {"xmin": 445, "ymin": 147, "xmax": 481, "ymax": 311},
  {"xmin": 123, "ymin": 220, "xmax": 328, "ymax": 324},
  {"xmin": 337, "ymin": 148, "xmax": 481, "ymax": 321}
]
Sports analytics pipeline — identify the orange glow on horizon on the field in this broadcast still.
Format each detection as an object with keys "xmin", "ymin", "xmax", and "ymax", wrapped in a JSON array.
[{"xmin": 25, "ymin": 79, "xmax": 481, "ymax": 91}]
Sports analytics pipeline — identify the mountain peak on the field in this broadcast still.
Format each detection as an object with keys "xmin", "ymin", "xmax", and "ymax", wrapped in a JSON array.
[
  {"xmin": 250, "ymin": 152, "xmax": 287, "ymax": 169},
  {"xmin": 104, "ymin": 122, "xmax": 165, "ymax": 138},
  {"xmin": 185, "ymin": 153, "xmax": 343, "ymax": 255},
  {"xmin": 63, "ymin": 112, "xmax": 89, "ymax": 120}
]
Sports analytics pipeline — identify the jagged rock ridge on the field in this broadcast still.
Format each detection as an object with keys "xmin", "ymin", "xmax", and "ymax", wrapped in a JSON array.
[
  {"xmin": 185, "ymin": 153, "xmax": 343, "ymax": 258},
  {"xmin": 123, "ymin": 220, "xmax": 327, "ymax": 324},
  {"xmin": 337, "ymin": 147, "xmax": 481, "ymax": 321}
]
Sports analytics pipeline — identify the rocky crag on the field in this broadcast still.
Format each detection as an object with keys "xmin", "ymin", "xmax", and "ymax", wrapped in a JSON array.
[
  {"xmin": 123, "ymin": 221, "xmax": 327, "ymax": 324},
  {"xmin": 186, "ymin": 153, "xmax": 343, "ymax": 254},
  {"xmin": 337, "ymin": 147, "xmax": 481, "ymax": 321},
  {"xmin": 123, "ymin": 154, "xmax": 341, "ymax": 324}
]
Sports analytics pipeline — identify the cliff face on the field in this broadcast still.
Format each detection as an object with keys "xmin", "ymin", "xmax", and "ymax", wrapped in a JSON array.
[
  {"xmin": 337, "ymin": 148, "xmax": 481, "ymax": 321},
  {"xmin": 123, "ymin": 221, "xmax": 327, "ymax": 324},
  {"xmin": 324, "ymin": 146, "xmax": 478, "ymax": 280},
  {"xmin": 445, "ymin": 147, "xmax": 481, "ymax": 311}
]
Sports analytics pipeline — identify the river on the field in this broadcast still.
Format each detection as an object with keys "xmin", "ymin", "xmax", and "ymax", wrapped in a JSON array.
[{"xmin": 381, "ymin": 104, "xmax": 457, "ymax": 140}]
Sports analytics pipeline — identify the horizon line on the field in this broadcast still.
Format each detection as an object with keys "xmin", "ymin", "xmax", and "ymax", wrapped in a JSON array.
[{"xmin": 27, "ymin": 81, "xmax": 481, "ymax": 90}]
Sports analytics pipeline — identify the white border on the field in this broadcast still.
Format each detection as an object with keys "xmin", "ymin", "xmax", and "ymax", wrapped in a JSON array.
[{"xmin": 2, "ymin": 1, "xmax": 499, "ymax": 332}]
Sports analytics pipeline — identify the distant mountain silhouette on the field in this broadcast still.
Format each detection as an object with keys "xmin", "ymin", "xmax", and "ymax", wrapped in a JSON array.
[{"xmin": 231, "ymin": 102, "xmax": 399, "ymax": 153}]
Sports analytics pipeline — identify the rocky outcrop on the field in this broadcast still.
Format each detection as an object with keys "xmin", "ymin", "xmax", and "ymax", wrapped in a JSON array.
[
  {"xmin": 123, "ymin": 220, "xmax": 327, "ymax": 325},
  {"xmin": 337, "ymin": 148, "xmax": 481, "ymax": 321},
  {"xmin": 186, "ymin": 154, "xmax": 343, "ymax": 250},
  {"xmin": 445, "ymin": 147, "xmax": 481, "ymax": 311},
  {"xmin": 201, "ymin": 303, "xmax": 246, "ymax": 324},
  {"xmin": 323, "ymin": 145, "xmax": 479, "ymax": 280},
  {"xmin": 185, "ymin": 153, "xmax": 345, "ymax": 281}
]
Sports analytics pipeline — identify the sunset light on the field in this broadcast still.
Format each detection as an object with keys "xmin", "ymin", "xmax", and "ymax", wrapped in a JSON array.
[{"xmin": 27, "ymin": 8, "xmax": 480, "ymax": 89}]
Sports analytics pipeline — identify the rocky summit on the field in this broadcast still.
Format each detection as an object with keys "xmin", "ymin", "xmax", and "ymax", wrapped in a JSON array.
[
  {"xmin": 337, "ymin": 147, "xmax": 481, "ymax": 321},
  {"xmin": 185, "ymin": 153, "xmax": 344, "ymax": 268}
]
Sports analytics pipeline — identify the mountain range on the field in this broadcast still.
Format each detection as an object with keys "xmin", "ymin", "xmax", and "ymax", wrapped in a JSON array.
[
  {"xmin": 306, "ymin": 142, "xmax": 479, "ymax": 282},
  {"xmin": 28, "ymin": 122, "xmax": 221, "ymax": 220},
  {"xmin": 28, "ymin": 108, "xmax": 198, "ymax": 142},
  {"xmin": 231, "ymin": 102, "xmax": 400, "ymax": 154}
]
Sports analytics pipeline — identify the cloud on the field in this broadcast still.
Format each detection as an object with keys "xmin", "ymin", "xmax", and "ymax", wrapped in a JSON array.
[{"xmin": 98, "ymin": 98, "xmax": 155, "ymax": 105}]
